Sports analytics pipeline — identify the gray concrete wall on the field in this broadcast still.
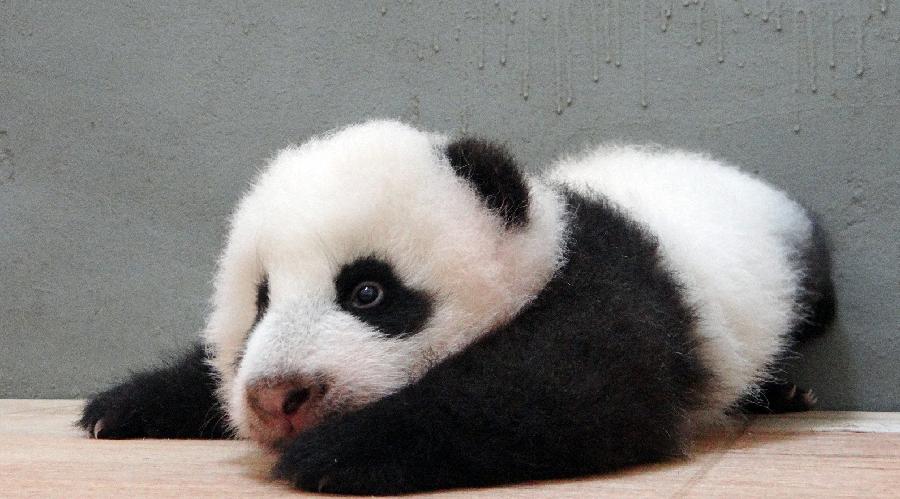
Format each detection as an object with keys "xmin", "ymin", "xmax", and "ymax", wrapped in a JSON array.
[{"xmin": 1, "ymin": 1, "xmax": 897, "ymax": 409}]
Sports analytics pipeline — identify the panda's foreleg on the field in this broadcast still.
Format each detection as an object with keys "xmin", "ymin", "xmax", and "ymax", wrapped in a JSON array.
[
  {"xmin": 274, "ymin": 324, "xmax": 692, "ymax": 494},
  {"xmin": 79, "ymin": 343, "xmax": 230, "ymax": 439}
]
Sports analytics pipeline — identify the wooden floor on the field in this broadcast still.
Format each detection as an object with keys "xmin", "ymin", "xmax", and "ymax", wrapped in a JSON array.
[{"xmin": 2, "ymin": 400, "xmax": 899, "ymax": 497}]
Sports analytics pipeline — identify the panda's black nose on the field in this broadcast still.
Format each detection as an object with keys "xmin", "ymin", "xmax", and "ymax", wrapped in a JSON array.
[{"xmin": 281, "ymin": 387, "xmax": 310, "ymax": 415}]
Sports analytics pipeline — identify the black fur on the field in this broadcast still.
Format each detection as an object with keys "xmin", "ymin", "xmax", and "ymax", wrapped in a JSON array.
[
  {"xmin": 334, "ymin": 256, "xmax": 433, "ymax": 338},
  {"xmin": 255, "ymin": 278, "xmax": 270, "ymax": 325},
  {"xmin": 273, "ymin": 192, "xmax": 711, "ymax": 494},
  {"xmin": 792, "ymin": 216, "xmax": 836, "ymax": 340},
  {"xmin": 79, "ymin": 343, "xmax": 229, "ymax": 439},
  {"xmin": 445, "ymin": 137, "xmax": 530, "ymax": 227}
]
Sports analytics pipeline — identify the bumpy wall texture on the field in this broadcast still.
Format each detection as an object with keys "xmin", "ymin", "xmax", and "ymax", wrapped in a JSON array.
[{"xmin": 1, "ymin": 1, "xmax": 898, "ymax": 409}]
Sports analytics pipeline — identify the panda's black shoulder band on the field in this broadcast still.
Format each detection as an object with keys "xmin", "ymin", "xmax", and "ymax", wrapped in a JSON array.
[{"xmin": 445, "ymin": 137, "xmax": 529, "ymax": 228}]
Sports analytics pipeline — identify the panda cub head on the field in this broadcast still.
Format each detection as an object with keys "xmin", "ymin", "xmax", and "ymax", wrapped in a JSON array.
[{"xmin": 203, "ymin": 120, "xmax": 568, "ymax": 447}]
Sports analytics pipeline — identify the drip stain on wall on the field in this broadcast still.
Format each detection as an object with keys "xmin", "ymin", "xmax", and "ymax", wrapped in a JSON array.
[
  {"xmin": 0, "ymin": 130, "xmax": 14, "ymax": 187},
  {"xmin": 856, "ymin": 1, "xmax": 868, "ymax": 76},
  {"xmin": 377, "ymin": 0, "xmax": 896, "ymax": 132}
]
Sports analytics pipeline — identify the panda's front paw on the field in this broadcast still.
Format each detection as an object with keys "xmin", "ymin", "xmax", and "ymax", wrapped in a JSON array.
[
  {"xmin": 273, "ymin": 422, "xmax": 417, "ymax": 495},
  {"xmin": 79, "ymin": 382, "xmax": 153, "ymax": 439}
]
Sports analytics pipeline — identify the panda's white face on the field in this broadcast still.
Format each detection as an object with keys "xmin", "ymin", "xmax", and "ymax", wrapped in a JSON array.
[{"xmin": 202, "ymin": 120, "xmax": 567, "ymax": 446}]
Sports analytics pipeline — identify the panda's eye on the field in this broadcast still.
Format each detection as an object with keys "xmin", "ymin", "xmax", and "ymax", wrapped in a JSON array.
[{"xmin": 351, "ymin": 281, "xmax": 383, "ymax": 308}]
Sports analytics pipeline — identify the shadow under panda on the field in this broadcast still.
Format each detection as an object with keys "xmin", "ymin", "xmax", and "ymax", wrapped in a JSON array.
[{"xmin": 80, "ymin": 120, "xmax": 835, "ymax": 495}]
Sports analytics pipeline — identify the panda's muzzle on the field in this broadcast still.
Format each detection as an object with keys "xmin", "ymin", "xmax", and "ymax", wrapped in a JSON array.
[{"xmin": 246, "ymin": 376, "xmax": 329, "ymax": 443}]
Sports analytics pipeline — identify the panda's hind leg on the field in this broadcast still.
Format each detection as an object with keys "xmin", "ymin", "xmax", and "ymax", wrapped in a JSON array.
[
  {"xmin": 744, "ymin": 381, "xmax": 817, "ymax": 414},
  {"xmin": 743, "ymin": 216, "xmax": 833, "ymax": 415}
]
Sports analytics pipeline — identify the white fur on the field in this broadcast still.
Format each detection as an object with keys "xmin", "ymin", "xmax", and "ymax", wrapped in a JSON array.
[
  {"xmin": 547, "ymin": 145, "xmax": 812, "ymax": 423},
  {"xmin": 202, "ymin": 121, "xmax": 567, "ymax": 439},
  {"xmin": 203, "ymin": 121, "xmax": 811, "ymax": 440}
]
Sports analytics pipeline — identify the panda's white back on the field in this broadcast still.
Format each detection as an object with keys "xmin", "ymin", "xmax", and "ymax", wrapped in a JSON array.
[{"xmin": 547, "ymin": 145, "xmax": 814, "ymax": 419}]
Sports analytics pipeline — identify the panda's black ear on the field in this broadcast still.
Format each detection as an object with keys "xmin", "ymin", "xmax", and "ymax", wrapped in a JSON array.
[{"xmin": 445, "ymin": 137, "xmax": 529, "ymax": 228}]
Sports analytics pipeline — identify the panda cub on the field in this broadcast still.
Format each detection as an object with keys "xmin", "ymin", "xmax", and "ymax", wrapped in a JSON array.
[{"xmin": 81, "ymin": 120, "xmax": 834, "ymax": 494}]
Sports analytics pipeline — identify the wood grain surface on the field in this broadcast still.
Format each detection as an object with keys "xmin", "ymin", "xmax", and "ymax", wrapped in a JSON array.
[{"xmin": 2, "ymin": 400, "xmax": 898, "ymax": 497}]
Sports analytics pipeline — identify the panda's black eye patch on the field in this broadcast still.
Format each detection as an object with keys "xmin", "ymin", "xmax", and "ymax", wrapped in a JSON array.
[
  {"xmin": 335, "ymin": 257, "xmax": 432, "ymax": 338},
  {"xmin": 255, "ymin": 278, "xmax": 270, "ymax": 324}
]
